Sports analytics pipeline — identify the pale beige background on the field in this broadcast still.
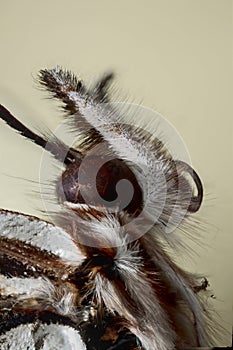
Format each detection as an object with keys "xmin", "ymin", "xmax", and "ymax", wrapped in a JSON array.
[{"xmin": 0, "ymin": 0, "xmax": 232, "ymax": 346}]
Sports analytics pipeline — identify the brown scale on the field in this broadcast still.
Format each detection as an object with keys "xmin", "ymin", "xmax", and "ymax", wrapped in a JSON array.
[{"xmin": 0, "ymin": 236, "xmax": 75, "ymax": 281}]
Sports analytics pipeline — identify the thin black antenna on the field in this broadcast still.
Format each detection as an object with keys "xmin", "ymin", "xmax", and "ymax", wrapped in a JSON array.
[{"xmin": 0, "ymin": 104, "xmax": 79, "ymax": 165}]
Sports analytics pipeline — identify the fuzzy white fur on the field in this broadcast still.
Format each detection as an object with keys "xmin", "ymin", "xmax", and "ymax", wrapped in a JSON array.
[
  {"xmin": 0, "ymin": 323, "xmax": 86, "ymax": 350},
  {"xmin": 0, "ymin": 275, "xmax": 78, "ymax": 320}
]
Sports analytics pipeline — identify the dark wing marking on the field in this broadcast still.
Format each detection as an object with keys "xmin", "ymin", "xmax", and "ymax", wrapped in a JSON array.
[{"xmin": 0, "ymin": 236, "xmax": 76, "ymax": 280}]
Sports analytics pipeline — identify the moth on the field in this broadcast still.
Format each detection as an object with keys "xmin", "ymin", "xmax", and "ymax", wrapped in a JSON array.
[{"xmin": 0, "ymin": 67, "xmax": 217, "ymax": 349}]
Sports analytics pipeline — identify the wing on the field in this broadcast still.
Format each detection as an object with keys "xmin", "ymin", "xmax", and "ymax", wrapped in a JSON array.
[
  {"xmin": 0, "ymin": 209, "xmax": 82, "ymax": 324},
  {"xmin": 0, "ymin": 209, "xmax": 85, "ymax": 273},
  {"xmin": 0, "ymin": 210, "xmax": 140, "ymax": 350}
]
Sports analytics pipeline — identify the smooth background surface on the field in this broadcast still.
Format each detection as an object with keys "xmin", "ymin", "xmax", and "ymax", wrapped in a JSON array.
[{"xmin": 0, "ymin": 1, "xmax": 232, "ymax": 346}]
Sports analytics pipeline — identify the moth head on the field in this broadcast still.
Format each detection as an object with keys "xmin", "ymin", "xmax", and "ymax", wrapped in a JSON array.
[{"xmin": 0, "ymin": 66, "xmax": 203, "ymax": 230}]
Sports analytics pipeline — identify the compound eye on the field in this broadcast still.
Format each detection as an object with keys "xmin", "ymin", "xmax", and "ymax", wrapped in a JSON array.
[{"xmin": 56, "ymin": 156, "xmax": 143, "ymax": 215}]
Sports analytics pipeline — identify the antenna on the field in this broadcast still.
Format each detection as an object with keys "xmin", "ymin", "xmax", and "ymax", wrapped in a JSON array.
[{"xmin": 0, "ymin": 104, "xmax": 80, "ymax": 165}]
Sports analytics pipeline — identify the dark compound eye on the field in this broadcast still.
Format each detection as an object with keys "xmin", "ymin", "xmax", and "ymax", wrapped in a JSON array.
[{"xmin": 56, "ymin": 156, "xmax": 143, "ymax": 216}]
